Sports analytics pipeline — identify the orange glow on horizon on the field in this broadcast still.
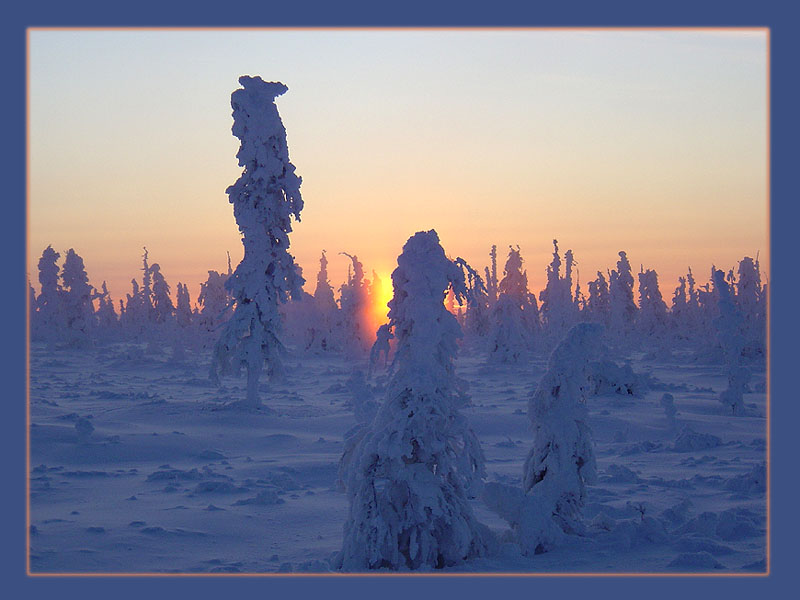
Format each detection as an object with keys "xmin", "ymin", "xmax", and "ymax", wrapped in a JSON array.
[{"xmin": 364, "ymin": 271, "xmax": 393, "ymax": 338}]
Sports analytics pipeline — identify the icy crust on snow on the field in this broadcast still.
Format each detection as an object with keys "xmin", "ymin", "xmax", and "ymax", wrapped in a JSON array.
[
  {"xmin": 211, "ymin": 76, "xmax": 304, "ymax": 402},
  {"xmin": 337, "ymin": 230, "xmax": 491, "ymax": 571}
]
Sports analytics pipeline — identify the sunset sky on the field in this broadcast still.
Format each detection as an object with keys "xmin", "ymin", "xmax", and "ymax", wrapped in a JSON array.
[{"xmin": 28, "ymin": 29, "xmax": 768, "ymax": 308}]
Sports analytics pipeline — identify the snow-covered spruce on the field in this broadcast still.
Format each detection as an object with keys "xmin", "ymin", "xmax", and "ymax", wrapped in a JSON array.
[
  {"xmin": 455, "ymin": 257, "xmax": 491, "ymax": 345},
  {"xmin": 485, "ymin": 323, "xmax": 602, "ymax": 555},
  {"xmin": 60, "ymin": 248, "xmax": 95, "ymax": 347},
  {"xmin": 585, "ymin": 271, "xmax": 610, "ymax": 326},
  {"xmin": 210, "ymin": 77, "xmax": 304, "ymax": 408},
  {"xmin": 33, "ymin": 246, "xmax": 62, "ymax": 342},
  {"xmin": 338, "ymin": 252, "xmax": 371, "ymax": 356},
  {"xmin": 712, "ymin": 268, "xmax": 750, "ymax": 415},
  {"xmin": 637, "ymin": 267, "xmax": 668, "ymax": 342},
  {"xmin": 337, "ymin": 230, "xmax": 491, "ymax": 571},
  {"xmin": 538, "ymin": 240, "xmax": 577, "ymax": 344},
  {"xmin": 487, "ymin": 246, "xmax": 538, "ymax": 362},
  {"xmin": 312, "ymin": 250, "xmax": 340, "ymax": 351},
  {"xmin": 608, "ymin": 251, "xmax": 637, "ymax": 342},
  {"xmin": 522, "ymin": 322, "xmax": 601, "ymax": 550},
  {"xmin": 198, "ymin": 269, "xmax": 232, "ymax": 345},
  {"xmin": 735, "ymin": 256, "xmax": 766, "ymax": 359}
]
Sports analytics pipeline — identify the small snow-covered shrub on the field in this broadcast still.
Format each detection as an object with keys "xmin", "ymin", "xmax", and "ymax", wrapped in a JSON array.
[{"xmin": 586, "ymin": 359, "xmax": 647, "ymax": 397}]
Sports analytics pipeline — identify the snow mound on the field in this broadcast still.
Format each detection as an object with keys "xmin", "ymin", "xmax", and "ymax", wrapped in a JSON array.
[
  {"xmin": 723, "ymin": 462, "xmax": 766, "ymax": 493},
  {"xmin": 671, "ymin": 426, "xmax": 722, "ymax": 452}
]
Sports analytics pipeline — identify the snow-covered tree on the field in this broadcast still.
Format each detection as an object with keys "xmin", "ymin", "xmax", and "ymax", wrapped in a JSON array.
[
  {"xmin": 713, "ymin": 268, "xmax": 749, "ymax": 415},
  {"xmin": 538, "ymin": 240, "xmax": 577, "ymax": 343},
  {"xmin": 140, "ymin": 247, "xmax": 155, "ymax": 323},
  {"xmin": 338, "ymin": 252, "xmax": 370, "ymax": 355},
  {"xmin": 608, "ymin": 251, "xmax": 637, "ymax": 339},
  {"xmin": 735, "ymin": 256, "xmax": 766, "ymax": 358},
  {"xmin": 175, "ymin": 282, "xmax": 192, "ymax": 329},
  {"xmin": 95, "ymin": 281, "xmax": 118, "ymax": 338},
  {"xmin": 488, "ymin": 246, "xmax": 538, "ymax": 362},
  {"xmin": 33, "ymin": 245, "xmax": 62, "ymax": 341},
  {"xmin": 484, "ymin": 323, "xmax": 601, "ymax": 555},
  {"xmin": 150, "ymin": 263, "xmax": 174, "ymax": 325},
  {"xmin": 637, "ymin": 267, "xmax": 668, "ymax": 341},
  {"xmin": 122, "ymin": 278, "xmax": 145, "ymax": 339},
  {"xmin": 484, "ymin": 244, "xmax": 498, "ymax": 307},
  {"xmin": 522, "ymin": 322, "xmax": 600, "ymax": 550},
  {"xmin": 455, "ymin": 257, "xmax": 491, "ymax": 343},
  {"xmin": 585, "ymin": 271, "xmax": 610, "ymax": 326},
  {"xmin": 28, "ymin": 277, "xmax": 36, "ymax": 329},
  {"xmin": 210, "ymin": 76, "xmax": 304, "ymax": 408},
  {"xmin": 338, "ymin": 230, "xmax": 491, "ymax": 571},
  {"xmin": 198, "ymin": 270, "xmax": 231, "ymax": 343},
  {"xmin": 670, "ymin": 275, "xmax": 689, "ymax": 339},
  {"xmin": 60, "ymin": 248, "xmax": 95, "ymax": 346},
  {"xmin": 314, "ymin": 250, "xmax": 336, "ymax": 313}
]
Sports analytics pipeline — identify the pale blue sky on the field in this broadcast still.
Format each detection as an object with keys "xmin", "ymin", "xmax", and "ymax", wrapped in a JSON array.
[{"xmin": 28, "ymin": 29, "xmax": 768, "ymax": 303}]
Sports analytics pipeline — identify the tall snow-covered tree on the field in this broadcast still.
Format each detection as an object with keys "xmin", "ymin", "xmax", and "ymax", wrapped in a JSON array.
[
  {"xmin": 149, "ymin": 263, "xmax": 175, "ymax": 325},
  {"xmin": 483, "ymin": 323, "xmax": 602, "ymax": 556},
  {"xmin": 484, "ymin": 244, "xmax": 498, "ymax": 307},
  {"xmin": 735, "ymin": 256, "xmax": 766, "ymax": 358},
  {"xmin": 314, "ymin": 250, "xmax": 337, "ymax": 316},
  {"xmin": 338, "ymin": 252, "xmax": 370, "ymax": 355},
  {"xmin": 176, "ymin": 282, "xmax": 193, "ymax": 328},
  {"xmin": 60, "ymin": 248, "xmax": 95, "ymax": 346},
  {"xmin": 308, "ymin": 250, "xmax": 339, "ymax": 351},
  {"xmin": 609, "ymin": 251, "xmax": 637, "ymax": 339},
  {"xmin": 488, "ymin": 246, "xmax": 538, "ymax": 362},
  {"xmin": 210, "ymin": 76, "xmax": 304, "ymax": 408},
  {"xmin": 585, "ymin": 271, "xmax": 610, "ymax": 326},
  {"xmin": 637, "ymin": 267, "xmax": 668, "ymax": 341},
  {"xmin": 713, "ymin": 269, "xmax": 749, "ymax": 415},
  {"xmin": 455, "ymin": 257, "xmax": 491, "ymax": 343},
  {"xmin": 170, "ymin": 281, "xmax": 194, "ymax": 360},
  {"xmin": 338, "ymin": 230, "xmax": 491, "ymax": 571},
  {"xmin": 33, "ymin": 245, "xmax": 63, "ymax": 341},
  {"xmin": 95, "ymin": 281, "xmax": 118, "ymax": 338},
  {"xmin": 538, "ymin": 240, "xmax": 577, "ymax": 342},
  {"xmin": 521, "ymin": 322, "xmax": 601, "ymax": 552},
  {"xmin": 198, "ymin": 270, "xmax": 231, "ymax": 342},
  {"xmin": 140, "ymin": 247, "xmax": 155, "ymax": 323}
]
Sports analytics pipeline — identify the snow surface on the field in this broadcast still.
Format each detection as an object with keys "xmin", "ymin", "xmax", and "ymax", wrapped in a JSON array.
[{"xmin": 29, "ymin": 342, "xmax": 766, "ymax": 573}]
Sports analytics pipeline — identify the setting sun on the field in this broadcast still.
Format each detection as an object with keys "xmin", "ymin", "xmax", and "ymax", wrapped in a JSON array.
[{"xmin": 366, "ymin": 271, "xmax": 393, "ymax": 335}]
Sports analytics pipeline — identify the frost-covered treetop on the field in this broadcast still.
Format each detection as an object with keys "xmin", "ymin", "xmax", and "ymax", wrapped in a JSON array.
[
  {"xmin": 498, "ymin": 246, "xmax": 528, "ymax": 300},
  {"xmin": 225, "ymin": 75, "xmax": 304, "ymax": 305},
  {"xmin": 387, "ymin": 230, "xmax": 467, "ymax": 395},
  {"xmin": 231, "ymin": 76, "xmax": 291, "ymax": 167},
  {"xmin": 38, "ymin": 246, "xmax": 61, "ymax": 290}
]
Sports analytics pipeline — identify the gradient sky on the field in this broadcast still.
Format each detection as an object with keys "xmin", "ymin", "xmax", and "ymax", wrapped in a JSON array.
[{"xmin": 28, "ymin": 29, "xmax": 768, "ymax": 307}]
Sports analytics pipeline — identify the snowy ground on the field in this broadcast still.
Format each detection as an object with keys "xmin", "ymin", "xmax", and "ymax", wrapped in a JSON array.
[{"xmin": 28, "ymin": 342, "xmax": 767, "ymax": 573}]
